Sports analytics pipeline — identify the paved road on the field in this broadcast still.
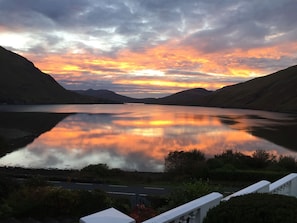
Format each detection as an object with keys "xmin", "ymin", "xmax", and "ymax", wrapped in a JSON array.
[{"xmin": 48, "ymin": 180, "xmax": 172, "ymax": 197}]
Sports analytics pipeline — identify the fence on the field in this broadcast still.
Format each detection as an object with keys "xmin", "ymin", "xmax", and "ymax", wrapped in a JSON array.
[
  {"xmin": 80, "ymin": 173, "xmax": 297, "ymax": 223},
  {"xmin": 269, "ymin": 173, "xmax": 297, "ymax": 197},
  {"xmin": 142, "ymin": 192, "xmax": 222, "ymax": 223}
]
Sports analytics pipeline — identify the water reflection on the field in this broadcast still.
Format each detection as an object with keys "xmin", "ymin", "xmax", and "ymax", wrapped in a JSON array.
[{"xmin": 0, "ymin": 104, "xmax": 297, "ymax": 171}]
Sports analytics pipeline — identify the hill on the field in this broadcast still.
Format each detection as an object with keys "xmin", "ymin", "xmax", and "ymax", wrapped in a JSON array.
[
  {"xmin": 154, "ymin": 66, "xmax": 297, "ymax": 113},
  {"xmin": 0, "ymin": 46, "xmax": 106, "ymax": 104},
  {"xmin": 154, "ymin": 88, "xmax": 212, "ymax": 105},
  {"xmin": 74, "ymin": 89, "xmax": 142, "ymax": 103},
  {"xmin": 204, "ymin": 65, "xmax": 297, "ymax": 113}
]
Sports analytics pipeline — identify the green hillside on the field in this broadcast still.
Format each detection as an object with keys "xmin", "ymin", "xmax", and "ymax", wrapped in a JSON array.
[{"xmin": 0, "ymin": 46, "xmax": 103, "ymax": 104}]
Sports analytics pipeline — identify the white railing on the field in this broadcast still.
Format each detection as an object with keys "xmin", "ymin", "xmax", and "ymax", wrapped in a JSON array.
[
  {"xmin": 80, "ymin": 173, "xmax": 297, "ymax": 223},
  {"xmin": 80, "ymin": 207, "xmax": 136, "ymax": 223},
  {"xmin": 222, "ymin": 180, "xmax": 270, "ymax": 201},
  {"xmin": 142, "ymin": 192, "xmax": 222, "ymax": 223},
  {"xmin": 269, "ymin": 173, "xmax": 297, "ymax": 197}
]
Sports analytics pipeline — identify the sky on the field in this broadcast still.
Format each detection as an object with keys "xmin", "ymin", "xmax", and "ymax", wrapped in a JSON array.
[{"xmin": 0, "ymin": 0, "xmax": 297, "ymax": 98}]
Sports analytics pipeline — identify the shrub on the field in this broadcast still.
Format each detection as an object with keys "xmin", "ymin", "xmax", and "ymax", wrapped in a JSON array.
[
  {"xmin": 203, "ymin": 193, "xmax": 297, "ymax": 223},
  {"xmin": 278, "ymin": 155, "xmax": 297, "ymax": 171},
  {"xmin": 0, "ymin": 186, "xmax": 113, "ymax": 219},
  {"xmin": 164, "ymin": 180, "xmax": 216, "ymax": 210},
  {"xmin": 81, "ymin": 163, "xmax": 110, "ymax": 177},
  {"xmin": 129, "ymin": 204, "xmax": 157, "ymax": 223},
  {"xmin": 164, "ymin": 149, "xmax": 207, "ymax": 178},
  {"xmin": 250, "ymin": 150, "xmax": 276, "ymax": 169},
  {"xmin": 209, "ymin": 150, "xmax": 251, "ymax": 169}
]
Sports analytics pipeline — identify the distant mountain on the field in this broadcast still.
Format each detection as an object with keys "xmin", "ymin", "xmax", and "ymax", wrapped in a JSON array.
[
  {"xmin": 153, "ymin": 65, "xmax": 297, "ymax": 113},
  {"xmin": 0, "ymin": 46, "xmax": 106, "ymax": 104},
  {"xmin": 154, "ymin": 88, "xmax": 212, "ymax": 105},
  {"xmin": 2, "ymin": 46, "xmax": 296, "ymax": 112},
  {"xmin": 74, "ymin": 89, "xmax": 142, "ymax": 103}
]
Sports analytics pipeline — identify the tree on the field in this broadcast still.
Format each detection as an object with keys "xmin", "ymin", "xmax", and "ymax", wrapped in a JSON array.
[
  {"xmin": 278, "ymin": 155, "xmax": 297, "ymax": 171},
  {"xmin": 251, "ymin": 150, "xmax": 276, "ymax": 168},
  {"xmin": 208, "ymin": 150, "xmax": 251, "ymax": 169},
  {"xmin": 164, "ymin": 150, "xmax": 206, "ymax": 177}
]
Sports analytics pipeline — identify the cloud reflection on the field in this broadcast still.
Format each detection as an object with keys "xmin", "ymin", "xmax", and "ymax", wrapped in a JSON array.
[{"xmin": 0, "ymin": 105, "xmax": 296, "ymax": 171}]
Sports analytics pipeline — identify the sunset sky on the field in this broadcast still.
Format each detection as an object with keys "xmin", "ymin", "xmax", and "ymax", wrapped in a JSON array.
[{"xmin": 0, "ymin": 0, "xmax": 297, "ymax": 98}]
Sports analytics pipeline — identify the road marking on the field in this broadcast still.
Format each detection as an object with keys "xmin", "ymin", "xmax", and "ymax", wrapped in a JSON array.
[
  {"xmin": 75, "ymin": 182, "xmax": 93, "ymax": 186},
  {"xmin": 144, "ymin": 187, "xmax": 165, "ymax": 190},
  {"xmin": 107, "ymin": 192, "xmax": 148, "ymax": 197},
  {"xmin": 109, "ymin": 184, "xmax": 128, "ymax": 188},
  {"xmin": 107, "ymin": 191, "xmax": 136, "ymax": 196}
]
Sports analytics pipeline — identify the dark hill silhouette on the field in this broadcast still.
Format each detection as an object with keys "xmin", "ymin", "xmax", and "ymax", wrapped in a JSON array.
[
  {"xmin": 0, "ymin": 46, "xmax": 106, "ymax": 104},
  {"xmin": 153, "ymin": 65, "xmax": 297, "ymax": 113},
  {"xmin": 74, "ymin": 89, "xmax": 142, "ymax": 103},
  {"xmin": 154, "ymin": 88, "xmax": 212, "ymax": 105},
  {"xmin": 2, "ymin": 46, "xmax": 296, "ymax": 112},
  {"xmin": 204, "ymin": 65, "xmax": 297, "ymax": 113}
]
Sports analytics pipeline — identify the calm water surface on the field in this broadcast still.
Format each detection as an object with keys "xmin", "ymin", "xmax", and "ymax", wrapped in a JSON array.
[{"xmin": 0, "ymin": 104, "xmax": 297, "ymax": 172}]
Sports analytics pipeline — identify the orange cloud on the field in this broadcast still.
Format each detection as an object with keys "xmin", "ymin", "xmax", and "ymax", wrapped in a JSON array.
[{"xmin": 22, "ymin": 39, "xmax": 297, "ymax": 94}]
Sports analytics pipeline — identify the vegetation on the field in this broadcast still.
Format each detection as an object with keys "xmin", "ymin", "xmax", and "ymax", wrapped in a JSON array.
[
  {"xmin": 132, "ymin": 180, "xmax": 218, "ymax": 222},
  {"xmin": 164, "ymin": 150, "xmax": 207, "ymax": 178},
  {"xmin": 162, "ymin": 180, "xmax": 216, "ymax": 210},
  {"xmin": 0, "ymin": 177, "xmax": 130, "ymax": 222},
  {"xmin": 203, "ymin": 193, "xmax": 297, "ymax": 223},
  {"xmin": 1, "ymin": 149, "xmax": 296, "ymax": 221},
  {"xmin": 165, "ymin": 149, "xmax": 297, "ymax": 182}
]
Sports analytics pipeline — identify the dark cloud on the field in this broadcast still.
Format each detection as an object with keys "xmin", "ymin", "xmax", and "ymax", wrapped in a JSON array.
[
  {"xmin": 166, "ymin": 70, "xmax": 211, "ymax": 76},
  {"xmin": 181, "ymin": 0, "xmax": 297, "ymax": 53},
  {"xmin": 1, "ymin": 0, "xmax": 296, "ymax": 53}
]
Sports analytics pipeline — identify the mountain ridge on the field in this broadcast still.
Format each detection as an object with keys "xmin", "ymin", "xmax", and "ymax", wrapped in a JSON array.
[
  {"xmin": 0, "ymin": 46, "xmax": 108, "ymax": 104},
  {"xmin": 74, "ymin": 89, "xmax": 144, "ymax": 103},
  {"xmin": 144, "ymin": 65, "xmax": 297, "ymax": 113},
  {"xmin": 1, "ymin": 46, "xmax": 296, "ymax": 113}
]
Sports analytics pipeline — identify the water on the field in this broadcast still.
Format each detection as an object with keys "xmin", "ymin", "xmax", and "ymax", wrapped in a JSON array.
[{"xmin": 0, "ymin": 104, "xmax": 297, "ymax": 172}]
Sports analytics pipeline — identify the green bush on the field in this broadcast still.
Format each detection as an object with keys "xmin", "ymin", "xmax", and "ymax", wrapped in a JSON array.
[
  {"xmin": 203, "ymin": 193, "xmax": 297, "ymax": 223},
  {"xmin": 164, "ymin": 150, "xmax": 208, "ymax": 178},
  {"xmin": 0, "ymin": 186, "xmax": 113, "ymax": 219},
  {"xmin": 250, "ymin": 150, "xmax": 276, "ymax": 169},
  {"xmin": 208, "ymin": 150, "xmax": 251, "ymax": 169},
  {"xmin": 162, "ymin": 180, "xmax": 216, "ymax": 211},
  {"xmin": 80, "ymin": 163, "xmax": 110, "ymax": 177},
  {"xmin": 278, "ymin": 155, "xmax": 297, "ymax": 171}
]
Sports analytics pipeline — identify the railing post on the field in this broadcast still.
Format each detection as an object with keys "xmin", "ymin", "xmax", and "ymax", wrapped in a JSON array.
[{"xmin": 79, "ymin": 207, "xmax": 136, "ymax": 223}]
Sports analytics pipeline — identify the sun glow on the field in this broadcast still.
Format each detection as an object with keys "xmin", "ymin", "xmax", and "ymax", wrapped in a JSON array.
[{"xmin": 19, "ymin": 37, "xmax": 297, "ymax": 96}]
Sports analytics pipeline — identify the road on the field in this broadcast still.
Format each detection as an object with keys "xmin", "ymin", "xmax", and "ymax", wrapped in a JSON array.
[{"xmin": 48, "ymin": 180, "xmax": 172, "ymax": 197}]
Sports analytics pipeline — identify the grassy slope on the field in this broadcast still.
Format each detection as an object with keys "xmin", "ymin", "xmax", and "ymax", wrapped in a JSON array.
[
  {"xmin": 152, "ymin": 65, "xmax": 297, "ymax": 113},
  {"xmin": 205, "ymin": 65, "xmax": 297, "ymax": 113},
  {"xmin": 0, "ymin": 46, "xmax": 102, "ymax": 104}
]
